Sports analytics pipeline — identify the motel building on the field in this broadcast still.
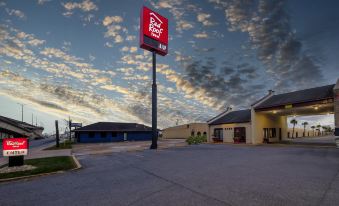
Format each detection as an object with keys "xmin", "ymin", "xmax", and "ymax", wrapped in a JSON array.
[
  {"xmin": 74, "ymin": 122, "xmax": 153, "ymax": 143},
  {"xmin": 162, "ymin": 123, "xmax": 208, "ymax": 139},
  {"xmin": 207, "ymin": 79, "xmax": 339, "ymax": 144}
]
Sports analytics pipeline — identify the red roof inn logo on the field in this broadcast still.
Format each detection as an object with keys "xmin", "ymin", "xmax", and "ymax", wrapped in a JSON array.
[
  {"xmin": 3, "ymin": 138, "xmax": 28, "ymax": 156},
  {"xmin": 140, "ymin": 6, "xmax": 168, "ymax": 56}
]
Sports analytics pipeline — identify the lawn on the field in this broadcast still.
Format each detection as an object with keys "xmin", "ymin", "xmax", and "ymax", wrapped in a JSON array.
[
  {"xmin": 0, "ymin": 156, "xmax": 76, "ymax": 180},
  {"xmin": 44, "ymin": 140, "xmax": 73, "ymax": 150}
]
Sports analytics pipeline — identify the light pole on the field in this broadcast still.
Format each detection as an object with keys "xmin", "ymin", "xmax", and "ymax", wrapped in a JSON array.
[
  {"xmin": 17, "ymin": 103, "xmax": 25, "ymax": 122},
  {"xmin": 150, "ymin": 51, "xmax": 158, "ymax": 149}
]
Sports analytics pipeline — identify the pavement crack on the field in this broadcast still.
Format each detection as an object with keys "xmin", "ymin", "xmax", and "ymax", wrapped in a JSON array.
[
  {"xmin": 317, "ymin": 165, "xmax": 339, "ymax": 206},
  {"xmin": 132, "ymin": 165, "xmax": 232, "ymax": 206},
  {"xmin": 127, "ymin": 184, "xmax": 175, "ymax": 206}
]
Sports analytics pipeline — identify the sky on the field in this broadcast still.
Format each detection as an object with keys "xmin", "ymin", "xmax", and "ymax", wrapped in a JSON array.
[{"xmin": 0, "ymin": 0, "xmax": 338, "ymax": 133}]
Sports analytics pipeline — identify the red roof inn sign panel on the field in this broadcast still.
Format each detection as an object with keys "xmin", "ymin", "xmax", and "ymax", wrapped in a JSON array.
[
  {"xmin": 2, "ymin": 138, "xmax": 28, "ymax": 156},
  {"xmin": 140, "ymin": 6, "xmax": 168, "ymax": 56}
]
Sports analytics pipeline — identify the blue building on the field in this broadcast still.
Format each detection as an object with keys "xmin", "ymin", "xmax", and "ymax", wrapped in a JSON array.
[{"xmin": 74, "ymin": 122, "xmax": 153, "ymax": 143}]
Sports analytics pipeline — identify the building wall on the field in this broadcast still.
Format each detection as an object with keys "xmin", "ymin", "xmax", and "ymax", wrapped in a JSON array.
[
  {"xmin": 334, "ymin": 79, "xmax": 339, "ymax": 136},
  {"xmin": 209, "ymin": 122, "xmax": 252, "ymax": 143},
  {"xmin": 162, "ymin": 123, "xmax": 208, "ymax": 139},
  {"xmin": 251, "ymin": 112, "xmax": 288, "ymax": 144},
  {"xmin": 77, "ymin": 131, "xmax": 152, "ymax": 143}
]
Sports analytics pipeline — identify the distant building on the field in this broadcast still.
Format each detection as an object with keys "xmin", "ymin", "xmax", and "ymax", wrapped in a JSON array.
[
  {"xmin": 162, "ymin": 123, "xmax": 208, "ymax": 139},
  {"xmin": 208, "ymin": 109, "xmax": 251, "ymax": 143},
  {"xmin": 74, "ymin": 122, "xmax": 153, "ymax": 143},
  {"xmin": 0, "ymin": 115, "xmax": 44, "ymax": 140}
]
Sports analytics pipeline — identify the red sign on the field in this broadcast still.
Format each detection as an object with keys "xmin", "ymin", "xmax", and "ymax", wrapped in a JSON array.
[
  {"xmin": 140, "ymin": 6, "xmax": 168, "ymax": 56},
  {"xmin": 2, "ymin": 138, "xmax": 28, "ymax": 156}
]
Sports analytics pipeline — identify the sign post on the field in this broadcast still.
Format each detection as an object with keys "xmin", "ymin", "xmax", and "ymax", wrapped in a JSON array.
[
  {"xmin": 140, "ymin": 6, "xmax": 168, "ymax": 149},
  {"xmin": 3, "ymin": 138, "xmax": 28, "ymax": 167}
]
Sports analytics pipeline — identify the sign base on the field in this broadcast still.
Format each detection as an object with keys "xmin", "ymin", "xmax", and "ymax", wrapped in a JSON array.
[{"xmin": 8, "ymin": 156, "xmax": 24, "ymax": 167}]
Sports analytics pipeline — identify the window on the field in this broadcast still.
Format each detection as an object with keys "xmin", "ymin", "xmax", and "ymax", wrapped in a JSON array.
[
  {"xmin": 101, "ymin": 132, "xmax": 107, "ymax": 138},
  {"xmin": 203, "ymin": 132, "xmax": 207, "ymax": 136},
  {"xmin": 89, "ymin": 132, "xmax": 95, "ymax": 138},
  {"xmin": 197, "ymin": 132, "xmax": 201, "ymax": 136},
  {"xmin": 111, "ymin": 132, "xmax": 117, "ymax": 137},
  {"xmin": 191, "ymin": 131, "xmax": 195, "ymax": 136},
  {"xmin": 187, "ymin": 125, "xmax": 189, "ymax": 129}
]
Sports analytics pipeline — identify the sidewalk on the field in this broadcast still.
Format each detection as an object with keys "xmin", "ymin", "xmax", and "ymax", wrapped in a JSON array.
[
  {"xmin": 0, "ymin": 141, "xmax": 71, "ymax": 166},
  {"xmin": 72, "ymin": 139, "xmax": 187, "ymax": 156}
]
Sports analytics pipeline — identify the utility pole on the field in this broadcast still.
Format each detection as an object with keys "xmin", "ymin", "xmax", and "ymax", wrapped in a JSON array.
[
  {"xmin": 31, "ymin": 114, "xmax": 34, "ymax": 125},
  {"xmin": 36, "ymin": 116, "xmax": 37, "ymax": 126},
  {"xmin": 55, "ymin": 120, "xmax": 59, "ymax": 148},
  {"xmin": 150, "ymin": 51, "xmax": 158, "ymax": 149},
  {"xmin": 17, "ymin": 103, "xmax": 25, "ymax": 122},
  {"xmin": 69, "ymin": 116, "xmax": 72, "ymax": 142}
]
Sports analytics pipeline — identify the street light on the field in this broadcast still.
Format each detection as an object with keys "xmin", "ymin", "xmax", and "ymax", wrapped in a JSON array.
[{"xmin": 17, "ymin": 103, "xmax": 25, "ymax": 122}]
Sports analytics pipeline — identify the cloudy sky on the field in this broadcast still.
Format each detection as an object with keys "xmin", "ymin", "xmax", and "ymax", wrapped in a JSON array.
[{"xmin": 0, "ymin": 0, "xmax": 338, "ymax": 133}]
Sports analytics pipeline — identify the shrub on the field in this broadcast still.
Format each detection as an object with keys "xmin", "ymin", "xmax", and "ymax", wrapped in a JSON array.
[{"xmin": 186, "ymin": 134, "xmax": 207, "ymax": 145}]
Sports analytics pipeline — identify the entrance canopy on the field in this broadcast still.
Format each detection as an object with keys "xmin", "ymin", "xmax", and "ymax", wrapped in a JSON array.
[{"xmin": 254, "ymin": 84, "xmax": 335, "ymax": 116}]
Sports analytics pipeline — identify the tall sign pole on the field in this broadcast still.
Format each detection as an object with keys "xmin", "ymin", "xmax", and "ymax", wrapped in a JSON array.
[
  {"xmin": 150, "ymin": 51, "xmax": 157, "ymax": 149},
  {"xmin": 140, "ymin": 6, "xmax": 168, "ymax": 149}
]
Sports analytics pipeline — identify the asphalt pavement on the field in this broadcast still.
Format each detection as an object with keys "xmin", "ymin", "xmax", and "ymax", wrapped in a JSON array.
[{"xmin": 1, "ymin": 144, "xmax": 339, "ymax": 206}]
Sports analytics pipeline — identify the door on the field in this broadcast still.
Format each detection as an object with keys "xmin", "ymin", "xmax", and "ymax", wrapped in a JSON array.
[
  {"xmin": 234, "ymin": 127, "xmax": 246, "ymax": 143},
  {"xmin": 213, "ymin": 128, "xmax": 223, "ymax": 142},
  {"xmin": 124, "ymin": 133, "xmax": 127, "ymax": 141}
]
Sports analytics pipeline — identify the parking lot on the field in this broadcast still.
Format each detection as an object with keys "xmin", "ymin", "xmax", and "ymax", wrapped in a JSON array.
[{"xmin": 1, "ymin": 144, "xmax": 339, "ymax": 206}]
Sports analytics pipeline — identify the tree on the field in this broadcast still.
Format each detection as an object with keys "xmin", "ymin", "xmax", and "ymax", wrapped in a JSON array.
[
  {"xmin": 316, "ymin": 124, "xmax": 321, "ymax": 136},
  {"xmin": 290, "ymin": 119, "xmax": 298, "ymax": 138},
  {"xmin": 301, "ymin": 122, "xmax": 308, "ymax": 137},
  {"xmin": 311, "ymin": 126, "xmax": 315, "ymax": 136}
]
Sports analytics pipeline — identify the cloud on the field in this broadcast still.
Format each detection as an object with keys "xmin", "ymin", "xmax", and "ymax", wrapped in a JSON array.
[
  {"xmin": 177, "ymin": 20, "xmax": 194, "ymax": 31},
  {"xmin": 197, "ymin": 13, "xmax": 216, "ymax": 26},
  {"xmin": 37, "ymin": 0, "xmax": 52, "ymax": 5},
  {"xmin": 62, "ymin": 0, "xmax": 98, "ymax": 12},
  {"xmin": 5, "ymin": 8, "xmax": 26, "ymax": 19},
  {"xmin": 102, "ymin": 16, "xmax": 123, "ymax": 26},
  {"xmin": 212, "ymin": 0, "xmax": 324, "ymax": 90},
  {"xmin": 193, "ymin": 32, "xmax": 208, "ymax": 39}
]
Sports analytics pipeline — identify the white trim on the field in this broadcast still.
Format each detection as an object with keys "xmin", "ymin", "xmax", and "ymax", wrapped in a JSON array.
[{"xmin": 150, "ymin": 13, "xmax": 163, "ymax": 24}]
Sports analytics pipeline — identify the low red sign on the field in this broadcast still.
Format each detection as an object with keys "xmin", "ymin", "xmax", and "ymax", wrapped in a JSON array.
[
  {"xmin": 140, "ymin": 6, "xmax": 168, "ymax": 56},
  {"xmin": 2, "ymin": 138, "xmax": 28, "ymax": 156}
]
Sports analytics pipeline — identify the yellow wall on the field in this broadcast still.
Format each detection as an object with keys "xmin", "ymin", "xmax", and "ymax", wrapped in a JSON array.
[
  {"xmin": 251, "ymin": 111, "xmax": 287, "ymax": 144},
  {"xmin": 162, "ymin": 123, "xmax": 208, "ymax": 139},
  {"xmin": 209, "ymin": 122, "xmax": 252, "ymax": 143}
]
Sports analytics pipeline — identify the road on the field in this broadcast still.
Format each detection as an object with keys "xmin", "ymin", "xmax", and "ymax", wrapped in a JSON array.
[{"xmin": 1, "ymin": 144, "xmax": 339, "ymax": 206}]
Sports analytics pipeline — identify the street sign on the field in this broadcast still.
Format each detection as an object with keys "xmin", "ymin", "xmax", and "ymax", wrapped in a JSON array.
[
  {"xmin": 71, "ymin": 123, "xmax": 82, "ymax": 127},
  {"xmin": 140, "ymin": 6, "xmax": 168, "ymax": 56},
  {"xmin": 3, "ymin": 138, "xmax": 28, "ymax": 156}
]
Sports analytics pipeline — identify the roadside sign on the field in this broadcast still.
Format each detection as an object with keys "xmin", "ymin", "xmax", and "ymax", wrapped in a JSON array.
[
  {"xmin": 3, "ymin": 138, "xmax": 28, "ymax": 156},
  {"xmin": 71, "ymin": 123, "xmax": 82, "ymax": 127},
  {"xmin": 140, "ymin": 6, "xmax": 168, "ymax": 56}
]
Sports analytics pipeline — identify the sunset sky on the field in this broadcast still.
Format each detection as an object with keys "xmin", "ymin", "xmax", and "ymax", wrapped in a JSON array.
[{"xmin": 0, "ymin": 0, "xmax": 338, "ymax": 133}]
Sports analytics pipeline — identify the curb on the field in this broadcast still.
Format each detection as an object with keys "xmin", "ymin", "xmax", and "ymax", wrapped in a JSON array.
[
  {"xmin": 0, "ymin": 155, "xmax": 82, "ymax": 183},
  {"xmin": 71, "ymin": 155, "xmax": 82, "ymax": 170}
]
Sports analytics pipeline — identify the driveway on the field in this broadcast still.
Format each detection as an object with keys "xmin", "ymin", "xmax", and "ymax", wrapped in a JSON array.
[
  {"xmin": 281, "ymin": 135, "xmax": 337, "ymax": 146},
  {"xmin": 72, "ymin": 139, "xmax": 187, "ymax": 155},
  {"xmin": 0, "ymin": 144, "xmax": 339, "ymax": 206}
]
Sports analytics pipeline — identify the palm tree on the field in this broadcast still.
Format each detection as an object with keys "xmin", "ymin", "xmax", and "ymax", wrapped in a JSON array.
[
  {"xmin": 301, "ymin": 122, "xmax": 308, "ymax": 137},
  {"xmin": 321, "ymin": 126, "xmax": 328, "ymax": 133},
  {"xmin": 290, "ymin": 119, "xmax": 298, "ymax": 138},
  {"xmin": 316, "ymin": 124, "xmax": 321, "ymax": 136},
  {"xmin": 311, "ymin": 126, "xmax": 315, "ymax": 136}
]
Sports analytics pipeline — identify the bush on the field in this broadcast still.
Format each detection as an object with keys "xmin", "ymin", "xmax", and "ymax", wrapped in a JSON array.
[{"xmin": 186, "ymin": 134, "xmax": 207, "ymax": 145}]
